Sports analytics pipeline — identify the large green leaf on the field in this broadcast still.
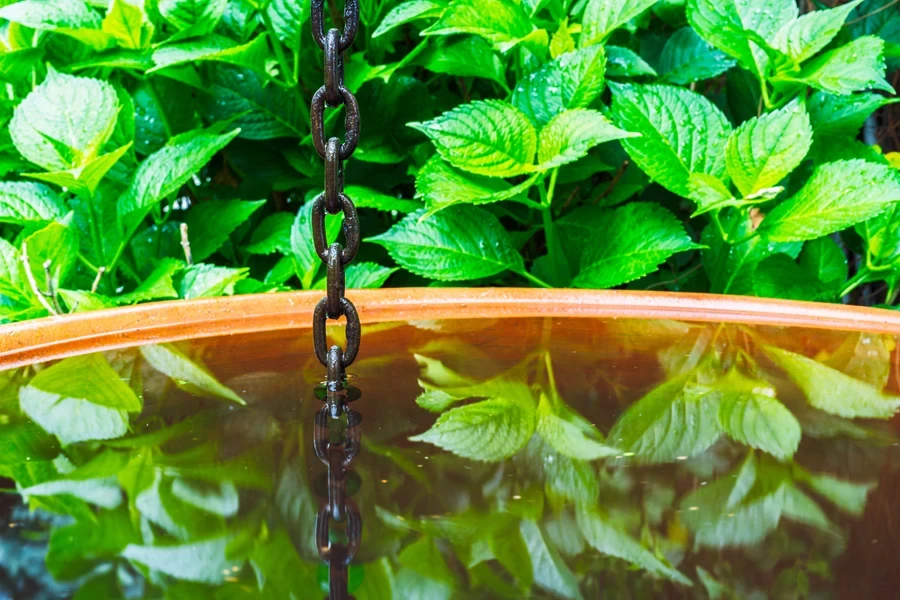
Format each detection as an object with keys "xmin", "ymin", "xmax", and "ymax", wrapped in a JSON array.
[
  {"xmin": 421, "ymin": 0, "xmax": 534, "ymax": 52},
  {"xmin": 765, "ymin": 347, "xmax": 900, "ymax": 419},
  {"xmin": 10, "ymin": 70, "xmax": 118, "ymax": 171},
  {"xmin": 0, "ymin": 0, "xmax": 100, "ymax": 29},
  {"xmin": 418, "ymin": 35, "xmax": 507, "ymax": 87},
  {"xmin": 760, "ymin": 159, "xmax": 900, "ymax": 242},
  {"xmin": 658, "ymin": 26, "xmax": 736, "ymax": 84},
  {"xmin": 796, "ymin": 36, "xmax": 893, "ymax": 94},
  {"xmin": 536, "ymin": 393, "xmax": 619, "ymax": 460},
  {"xmin": 368, "ymin": 206, "xmax": 524, "ymax": 281},
  {"xmin": 150, "ymin": 34, "xmax": 270, "ymax": 76},
  {"xmin": 725, "ymin": 99, "xmax": 812, "ymax": 197},
  {"xmin": 373, "ymin": 0, "xmax": 444, "ymax": 38},
  {"xmin": 410, "ymin": 396, "xmax": 537, "ymax": 461},
  {"xmin": 140, "ymin": 343, "xmax": 245, "ymax": 405},
  {"xmin": 573, "ymin": 203, "xmax": 701, "ymax": 289},
  {"xmin": 537, "ymin": 108, "xmax": 637, "ymax": 170},
  {"xmin": 772, "ymin": 0, "xmax": 863, "ymax": 63},
  {"xmin": 179, "ymin": 264, "xmax": 247, "ymax": 298},
  {"xmin": 580, "ymin": 0, "xmax": 657, "ymax": 47},
  {"xmin": 520, "ymin": 520, "xmax": 583, "ymax": 600},
  {"xmin": 123, "ymin": 536, "xmax": 238, "ymax": 584},
  {"xmin": 22, "ymin": 220, "xmax": 78, "ymax": 306},
  {"xmin": 103, "ymin": 0, "xmax": 153, "ymax": 50},
  {"xmin": 409, "ymin": 100, "xmax": 537, "ymax": 177},
  {"xmin": 289, "ymin": 198, "xmax": 342, "ymax": 289},
  {"xmin": 808, "ymin": 91, "xmax": 899, "ymax": 138},
  {"xmin": 182, "ymin": 199, "xmax": 265, "ymax": 262},
  {"xmin": 266, "ymin": 0, "xmax": 310, "ymax": 51},
  {"xmin": 0, "ymin": 182, "xmax": 67, "ymax": 225},
  {"xmin": 415, "ymin": 155, "xmax": 536, "ymax": 215},
  {"xmin": 158, "ymin": 0, "xmax": 226, "ymax": 33},
  {"xmin": 511, "ymin": 46, "xmax": 607, "ymax": 127},
  {"xmin": 610, "ymin": 83, "xmax": 731, "ymax": 198}
]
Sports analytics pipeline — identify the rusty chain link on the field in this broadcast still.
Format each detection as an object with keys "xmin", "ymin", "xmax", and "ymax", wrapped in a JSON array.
[{"xmin": 310, "ymin": 0, "xmax": 363, "ymax": 597}]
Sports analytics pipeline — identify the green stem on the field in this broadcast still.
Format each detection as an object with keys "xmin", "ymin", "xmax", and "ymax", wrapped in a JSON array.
[
  {"xmin": 516, "ymin": 268, "xmax": 552, "ymax": 289},
  {"xmin": 840, "ymin": 268, "xmax": 871, "ymax": 298},
  {"xmin": 261, "ymin": 10, "xmax": 308, "ymax": 122},
  {"xmin": 759, "ymin": 76, "xmax": 772, "ymax": 111},
  {"xmin": 77, "ymin": 253, "xmax": 99, "ymax": 273}
]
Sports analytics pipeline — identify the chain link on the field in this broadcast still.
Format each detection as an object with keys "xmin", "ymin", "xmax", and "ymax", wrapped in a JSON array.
[{"xmin": 310, "ymin": 1, "xmax": 363, "ymax": 597}]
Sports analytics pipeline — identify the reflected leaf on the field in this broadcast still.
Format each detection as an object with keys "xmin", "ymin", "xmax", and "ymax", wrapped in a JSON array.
[
  {"xmin": 140, "ymin": 344, "xmax": 245, "ymax": 405},
  {"xmin": 46, "ymin": 508, "xmax": 138, "ymax": 580},
  {"xmin": 249, "ymin": 530, "xmax": 318, "ymax": 597},
  {"xmin": 798, "ymin": 470, "xmax": 875, "ymax": 516},
  {"xmin": 518, "ymin": 436, "xmax": 599, "ymax": 506},
  {"xmin": 355, "ymin": 558, "xmax": 394, "ymax": 600},
  {"xmin": 823, "ymin": 332, "xmax": 891, "ymax": 389},
  {"xmin": 20, "ymin": 476, "xmax": 122, "ymax": 509},
  {"xmin": 171, "ymin": 478, "xmax": 239, "ymax": 517},
  {"xmin": 520, "ymin": 519, "xmax": 583, "ymax": 600},
  {"xmin": 415, "ymin": 389, "xmax": 459, "ymax": 412},
  {"xmin": 399, "ymin": 537, "xmax": 456, "ymax": 587},
  {"xmin": 122, "ymin": 534, "xmax": 240, "ymax": 584},
  {"xmin": 537, "ymin": 392, "xmax": 620, "ymax": 460}
]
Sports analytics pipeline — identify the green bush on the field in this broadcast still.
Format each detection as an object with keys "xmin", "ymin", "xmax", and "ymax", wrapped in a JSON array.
[{"xmin": 0, "ymin": 0, "xmax": 898, "ymax": 321}]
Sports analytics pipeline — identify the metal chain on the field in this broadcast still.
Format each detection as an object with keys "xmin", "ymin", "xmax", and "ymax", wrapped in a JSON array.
[
  {"xmin": 314, "ymin": 405, "xmax": 362, "ymax": 600},
  {"xmin": 310, "ymin": 1, "xmax": 363, "ymax": 598},
  {"xmin": 310, "ymin": 0, "xmax": 362, "ymax": 400}
]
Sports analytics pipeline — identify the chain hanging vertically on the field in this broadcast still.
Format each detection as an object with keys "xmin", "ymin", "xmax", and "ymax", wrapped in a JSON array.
[{"xmin": 309, "ymin": 1, "xmax": 363, "ymax": 598}]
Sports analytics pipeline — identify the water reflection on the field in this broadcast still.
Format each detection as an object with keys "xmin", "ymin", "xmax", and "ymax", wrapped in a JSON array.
[{"xmin": 0, "ymin": 318, "xmax": 897, "ymax": 597}]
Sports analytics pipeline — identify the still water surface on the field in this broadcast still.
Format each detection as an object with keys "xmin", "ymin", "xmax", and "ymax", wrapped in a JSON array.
[{"xmin": 0, "ymin": 317, "xmax": 898, "ymax": 599}]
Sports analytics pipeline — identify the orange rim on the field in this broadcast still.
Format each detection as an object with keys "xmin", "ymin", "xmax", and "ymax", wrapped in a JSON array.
[{"xmin": 2, "ymin": 288, "xmax": 900, "ymax": 369}]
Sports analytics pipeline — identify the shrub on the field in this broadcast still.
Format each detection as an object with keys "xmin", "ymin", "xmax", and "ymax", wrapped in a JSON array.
[{"xmin": 0, "ymin": 0, "xmax": 898, "ymax": 321}]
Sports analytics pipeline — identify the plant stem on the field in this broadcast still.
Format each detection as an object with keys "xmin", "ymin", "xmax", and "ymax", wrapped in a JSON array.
[
  {"xmin": 539, "ymin": 169, "xmax": 562, "ymax": 271},
  {"xmin": 841, "ymin": 267, "xmax": 871, "ymax": 298},
  {"xmin": 516, "ymin": 268, "xmax": 552, "ymax": 289},
  {"xmin": 20, "ymin": 243, "xmax": 58, "ymax": 316},
  {"xmin": 261, "ymin": 10, "xmax": 308, "ymax": 122}
]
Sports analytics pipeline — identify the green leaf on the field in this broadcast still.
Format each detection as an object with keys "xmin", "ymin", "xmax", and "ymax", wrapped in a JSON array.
[
  {"xmin": 512, "ymin": 46, "xmax": 606, "ymax": 127},
  {"xmin": 687, "ymin": 173, "xmax": 738, "ymax": 216},
  {"xmin": 140, "ymin": 343, "xmax": 245, "ymax": 405},
  {"xmin": 766, "ymin": 347, "xmax": 900, "ymax": 419},
  {"xmin": 373, "ymin": 0, "xmax": 444, "ymax": 37},
  {"xmin": 150, "ymin": 34, "xmax": 270, "ymax": 76},
  {"xmin": 158, "ymin": 0, "xmax": 226, "ymax": 33},
  {"xmin": 610, "ymin": 83, "xmax": 731, "ymax": 198},
  {"xmin": 799, "ymin": 236, "xmax": 847, "ymax": 290},
  {"xmin": 171, "ymin": 478, "xmax": 238, "ymax": 517},
  {"xmin": 537, "ymin": 393, "xmax": 619, "ymax": 460},
  {"xmin": 772, "ymin": 0, "xmax": 863, "ymax": 63},
  {"xmin": 537, "ymin": 108, "xmax": 637, "ymax": 170},
  {"xmin": 0, "ymin": 182, "xmax": 67, "ymax": 225},
  {"xmin": 520, "ymin": 520, "xmax": 583, "ymax": 600},
  {"xmin": 725, "ymin": 99, "xmax": 812, "ymax": 197},
  {"xmin": 25, "ymin": 143, "xmax": 132, "ymax": 197},
  {"xmin": 103, "ymin": 0, "xmax": 153, "ymax": 49},
  {"xmin": 796, "ymin": 36, "xmax": 893, "ymax": 94},
  {"xmin": 418, "ymin": 35, "xmax": 507, "ymax": 87},
  {"xmin": 20, "ymin": 353, "xmax": 139, "ymax": 445},
  {"xmin": 409, "ymin": 100, "xmax": 536, "ymax": 177},
  {"xmin": 123, "ymin": 536, "xmax": 239, "ymax": 584},
  {"xmin": 265, "ymin": 0, "xmax": 310, "ymax": 51},
  {"xmin": 244, "ymin": 212, "xmax": 294, "ymax": 255},
  {"xmin": 753, "ymin": 254, "xmax": 830, "ymax": 302},
  {"xmin": 346, "ymin": 263, "xmax": 398, "ymax": 288},
  {"xmin": 118, "ymin": 126, "xmax": 240, "ymax": 237},
  {"xmin": 416, "ymin": 389, "xmax": 460, "ymax": 413},
  {"xmin": 410, "ymin": 396, "xmax": 537, "ymax": 461},
  {"xmin": 117, "ymin": 260, "xmax": 182, "ymax": 304},
  {"xmin": 47, "ymin": 508, "xmax": 138, "ymax": 580},
  {"xmin": 179, "ymin": 264, "xmax": 247, "ymax": 298},
  {"xmin": 581, "ymin": 0, "xmax": 657, "ymax": 47},
  {"xmin": 607, "ymin": 370, "xmax": 721, "ymax": 464},
  {"xmin": 716, "ymin": 370, "xmax": 801, "ymax": 460},
  {"xmin": 0, "ymin": 0, "xmax": 100, "ymax": 29},
  {"xmin": 577, "ymin": 509, "xmax": 691, "ymax": 585},
  {"xmin": 759, "ymin": 159, "xmax": 900, "ymax": 242},
  {"xmin": 489, "ymin": 522, "xmax": 534, "ymax": 587},
  {"xmin": 606, "ymin": 45, "xmax": 657, "ymax": 77},
  {"xmin": 808, "ymin": 91, "xmax": 899, "ymax": 138},
  {"xmin": 573, "ymin": 203, "xmax": 701, "ymax": 289},
  {"xmin": 549, "ymin": 21, "xmax": 575, "ymax": 58},
  {"xmin": 368, "ymin": 206, "xmax": 524, "ymax": 281},
  {"xmin": 251, "ymin": 530, "xmax": 319, "ymax": 598},
  {"xmin": 421, "ymin": 0, "xmax": 534, "ymax": 53},
  {"xmin": 415, "ymin": 155, "xmax": 536, "ymax": 215},
  {"xmin": 289, "ymin": 198, "xmax": 342, "ymax": 289},
  {"xmin": 183, "ymin": 199, "xmax": 265, "ymax": 262},
  {"xmin": 10, "ymin": 70, "xmax": 119, "ymax": 171},
  {"xmin": 22, "ymin": 220, "xmax": 79, "ymax": 303},
  {"xmin": 59, "ymin": 289, "xmax": 116, "ymax": 312},
  {"xmin": 658, "ymin": 26, "xmax": 736, "ymax": 84},
  {"xmin": 204, "ymin": 66, "xmax": 304, "ymax": 140},
  {"xmin": 858, "ymin": 204, "xmax": 900, "ymax": 267},
  {"xmin": 399, "ymin": 537, "xmax": 456, "ymax": 587},
  {"xmin": 801, "ymin": 472, "xmax": 873, "ymax": 516},
  {"xmin": 346, "ymin": 185, "xmax": 423, "ymax": 213}
]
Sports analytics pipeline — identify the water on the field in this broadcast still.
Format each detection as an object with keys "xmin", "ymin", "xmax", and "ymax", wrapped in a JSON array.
[{"xmin": 0, "ymin": 316, "xmax": 898, "ymax": 599}]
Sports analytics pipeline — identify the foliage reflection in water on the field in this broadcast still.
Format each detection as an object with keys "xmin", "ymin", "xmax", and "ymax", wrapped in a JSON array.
[{"xmin": 0, "ymin": 317, "xmax": 899, "ymax": 598}]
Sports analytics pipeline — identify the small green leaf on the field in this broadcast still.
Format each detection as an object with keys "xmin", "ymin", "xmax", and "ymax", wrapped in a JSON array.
[
  {"xmin": 799, "ymin": 236, "xmax": 847, "ymax": 290},
  {"xmin": 0, "ymin": 0, "xmax": 100, "ymax": 29},
  {"xmin": 409, "ymin": 100, "xmax": 537, "ymax": 177},
  {"xmin": 519, "ymin": 519, "xmax": 583, "ymax": 600},
  {"xmin": 244, "ymin": 212, "xmax": 294, "ymax": 255},
  {"xmin": 537, "ymin": 393, "xmax": 619, "ymax": 460},
  {"xmin": 418, "ymin": 35, "xmax": 507, "ymax": 87},
  {"xmin": 581, "ymin": 0, "xmax": 657, "ymax": 47},
  {"xmin": 573, "ymin": 203, "xmax": 701, "ymax": 289},
  {"xmin": 179, "ymin": 264, "xmax": 247, "ymax": 298},
  {"xmin": 410, "ymin": 397, "xmax": 537, "ymax": 461},
  {"xmin": 345, "ymin": 263, "xmax": 398, "ymax": 288},
  {"xmin": 538, "ymin": 109, "xmax": 637, "ymax": 170},
  {"xmin": 171, "ymin": 478, "xmax": 239, "ymax": 517},
  {"xmin": 123, "ymin": 536, "xmax": 239, "ymax": 584},
  {"xmin": 416, "ymin": 389, "xmax": 460, "ymax": 412},
  {"xmin": 716, "ymin": 370, "xmax": 800, "ymax": 460},
  {"xmin": 760, "ymin": 159, "xmax": 900, "ymax": 242},
  {"xmin": 22, "ymin": 220, "xmax": 79, "ymax": 303},
  {"xmin": 772, "ymin": 0, "xmax": 863, "ymax": 63},
  {"xmin": 140, "ymin": 343, "xmax": 245, "ymax": 405},
  {"xmin": 182, "ymin": 199, "xmax": 265, "ymax": 262},
  {"xmin": 158, "ymin": 0, "xmax": 226, "ymax": 33},
  {"xmin": 0, "ymin": 182, "xmax": 67, "ymax": 225},
  {"xmin": 150, "ymin": 34, "xmax": 270, "ymax": 76},
  {"xmin": 549, "ymin": 21, "xmax": 575, "ymax": 58},
  {"xmin": 415, "ymin": 155, "xmax": 536, "ymax": 215},
  {"xmin": 607, "ymin": 370, "xmax": 721, "ymax": 464},
  {"xmin": 808, "ymin": 91, "xmax": 899, "ymax": 138},
  {"xmin": 289, "ymin": 199, "xmax": 342, "ymax": 289},
  {"xmin": 606, "ymin": 45, "xmax": 657, "ymax": 77},
  {"xmin": 658, "ymin": 26, "xmax": 736, "ymax": 84},
  {"xmin": 765, "ymin": 346, "xmax": 900, "ymax": 419},
  {"xmin": 103, "ymin": 0, "xmax": 153, "ymax": 49},
  {"xmin": 368, "ymin": 206, "xmax": 524, "ymax": 281},
  {"xmin": 117, "ymin": 260, "xmax": 183, "ymax": 304},
  {"xmin": 796, "ymin": 36, "xmax": 893, "ymax": 94},
  {"xmin": 25, "ymin": 143, "xmax": 132, "ymax": 197},
  {"xmin": 611, "ymin": 83, "xmax": 731, "ymax": 198},
  {"xmin": 688, "ymin": 173, "xmax": 737, "ymax": 216},
  {"xmin": 421, "ymin": 0, "xmax": 534, "ymax": 53},
  {"xmin": 753, "ymin": 254, "xmax": 830, "ymax": 302},
  {"xmin": 725, "ymin": 99, "xmax": 813, "ymax": 197},
  {"xmin": 58, "ymin": 289, "xmax": 116, "ymax": 312},
  {"xmin": 800, "ymin": 471, "xmax": 873, "ymax": 516},
  {"xmin": 265, "ymin": 0, "xmax": 310, "ymax": 51},
  {"xmin": 346, "ymin": 185, "xmax": 422, "ymax": 213},
  {"xmin": 373, "ymin": 0, "xmax": 444, "ymax": 38}
]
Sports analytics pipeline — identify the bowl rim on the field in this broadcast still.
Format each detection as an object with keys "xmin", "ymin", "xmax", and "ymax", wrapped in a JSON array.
[{"xmin": 1, "ymin": 288, "xmax": 899, "ymax": 369}]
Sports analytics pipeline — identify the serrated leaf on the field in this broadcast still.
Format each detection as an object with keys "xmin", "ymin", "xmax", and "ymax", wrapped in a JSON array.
[
  {"xmin": 58, "ymin": 289, "xmax": 116, "ymax": 312},
  {"xmin": 796, "ymin": 35, "xmax": 893, "ymax": 94},
  {"xmin": 22, "ymin": 220, "xmax": 78, "ymax": 305},
  {"xmin": 415, "ymin": 155, "xmax": 536, "ymax": 215},
  {"xmin": 573, "ymin": 203, "xmax": 701, "ymax": 289},
  {"xmin": 801, "ymin": 472, "xmax": 873, "ymax": 516},
  {"xmin": 760, "ymin": 159, "xmax": 900, "ymax": 242},
  {"xmin": 537, "ymin": 394, "xmax": 619, "ymax": 460},
  {"xmin": 117, "ymin": 260, "xmax": 183, "ymax": 304},
  {"xmin": 808, "ymin": 91, "xmax": 898, "ymax": 138},
  {"xmin": 549, "ymin": 21, "xmax": 575, "ymax": 58},
  {"xmin": 606, "ymin": 45, "xmax": 657, "ymax": 77},
  {"xmin": 373, "ymin": 0, "xmax": 444, "ymax": 37},
  {"xmin": 266, "ymin": 0, "xmax": 310, "ymax": 51},
  {"xmin": 409, "ymin": 100, "xmax": 536, "ymax": 177},
  {"xmin": 772, "ymin": 0, "xmax": 863, "ymax": 63},
  {"xmin": 123, "ymin": 536, "xmax": 238, "ymax": 584},
  {"xmin": 244, "ymin": 212, "xmax": 293, "ymax": 255},
  {"xmin": 150, "ymin": 34, "xmax": 270, "ymax": 76},
  {"xmin": 421, "ymin": 0, "xmax": 534, "ymax": 53},
  {"xmin": 103, "ymin": 0, "xmax": 153, "ymax": 50},
  {"xmin": 765, "ymin": 346, "xmax": 900, "ymax": 419},
  {"xmin": 799, "ymin": 236, "xmax": 847, "ymax": 289},
  {"xmin": 716, "ymin": 370, "xmax": 800, "ymax": 460},
  {"xmin": 158, "ymin": 0, "xmax": 226, "ymax": 33},
  {"xmin": 416, "ymin": 389, "xmax": 460, "ymax": 412},
  {"xmin": 577, "ymin": 509, "xmax": 691, "ymax": 585},
  {"xmin": 725, "ymin": 99, "xmax": 812, "ymax": 197},
  {"xmin": 520, "ymin": 520, "xmax": 583, "ymax": 600},
  {"xmin": 0, "ymin": 182, "xmax": 67, "ymax": 225},
  {"xmin": 289, "ymin": 199, "xmax": 342, "ymax": 289},
  {"xmin": 179, "ymin": 264, "xmax": 247, "ymax": 298},
  {"xmin": 610, "ymin": 83, "xmax": 731, "ymax": 198},
  {"xmin": 10, "ymin": 70, "xmax": 118, "ymax": 171},
  {"xmin": 182, "ymin": 199, "xmax": 265, "ymax": 262},
  {"xmin": 0, "ymin": 0, "xmax": 100, "ymax": 29},
  {"xmin": 581, "ymin": 0, "xmax": 657, "ymax": 47},
  {"xmin": 538, "ymin": 109, "xmax": 637, "ymax": 170},
  {"xmin": 368, "ymin": 206, "xmax": 524, "ymax": 281},
  {"xmin": 25, "ymin": 143, "xmax": 132, "ymax": 197},
  {"xmin": 512, "ymin": 45, "xmax": 606, "ymax": 127},
  {"xmin": 418, "ymin": 35, "xmax": 507, "ymax": 87},
  {"xmin": 140, "ymin": 343, "xmax": 244, "ymax": 405},
  {"xmin": 753, "ymin": 254, "xmax": 830, "ymax": 302},
  {"xmin": 410, "ymin": 397, "xmax": 536, "ymax": 461},
  {"xmin": 345, "ymin": 263, "xmax": 398, "ymax": 288},
  {"xmin": 659, "ymin": 26, "xmax": 736, "ymax": 84},
  {"xmin": 346, "ymin": 185, "xmax": 422, "ymax": 213},
  {"xmin": 688, "ymin": 173, "xmax": 737, "ymax": 216}
]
